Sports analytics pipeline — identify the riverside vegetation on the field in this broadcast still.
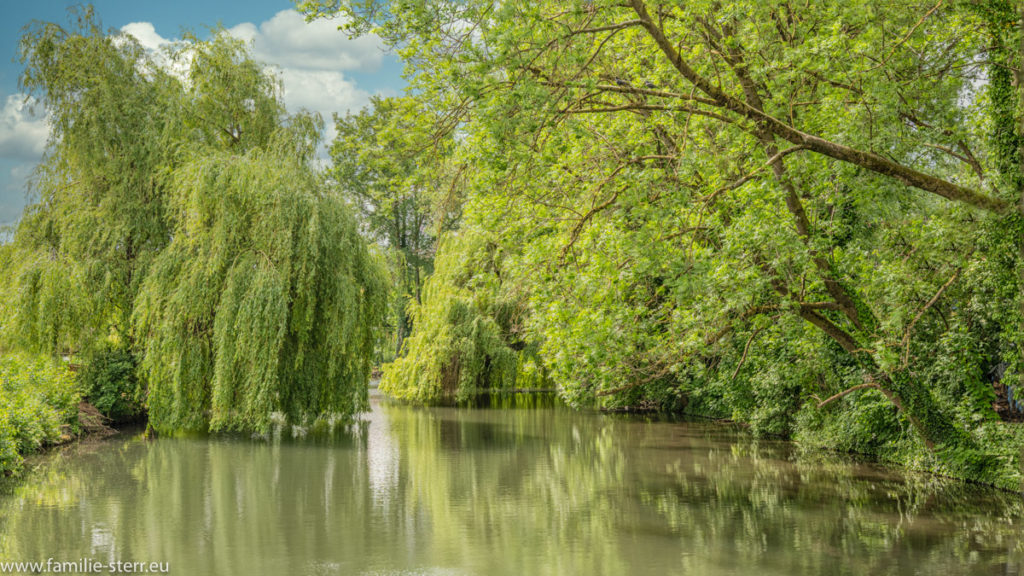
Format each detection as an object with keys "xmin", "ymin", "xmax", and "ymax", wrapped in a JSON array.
[
  {"xmin": 0, "ymin": 9, "xmax": 386, "ymax": 472},
  {"xmin": 1, "ymin": 1, "xmax": 1024, "ymax": 492},
  {"xmin": 297, "ymin": 0, "xmax": 1024, "ymax": 490}
]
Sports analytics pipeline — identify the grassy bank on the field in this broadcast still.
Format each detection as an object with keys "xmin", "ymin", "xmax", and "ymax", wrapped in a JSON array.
[{"xmin": 0, "ymin": 354, "xmax": 80, "ymax": 475}]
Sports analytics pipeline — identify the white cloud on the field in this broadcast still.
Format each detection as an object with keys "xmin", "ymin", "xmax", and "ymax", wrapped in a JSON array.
[
  {"xmin": 224, "ymin": 10, "xmax": 387, "ymax": 118},
  {"xmin": 119, "ymin": 22, "xmax": 193, "ymax": 80},
  {"xmin": 0, "ymin": 94, "xmax": 48, "ymax": 162},
  {"xmin": 118, "ymin": 10, "xmax": 387, "ymax": 123},
  {"xmin": 228, "ymin": 10, "xmax": 385, "ymax": 73},
  {"xmin": 120, "ymin": 22, "xmax": 172, "ymax": 53},
  {"xmin": 0, "ymin": 162, "xmax": 36, "ymax": 228},
  {"xmin": 0, "ymin": 95, "xmax": 46, "ymax": 228},
  {"xmin": 278, "ymin": 69, "xmax": 371, "ymax": 117}
]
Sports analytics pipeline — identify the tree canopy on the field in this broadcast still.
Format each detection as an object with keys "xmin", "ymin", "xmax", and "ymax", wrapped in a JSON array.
[
  {"xmin": 302, "ymin": 0, "xmax": 1024, "ymax": 487},
  {"xmin": 0, "ymin": 10, "xmax": 387, "ymax": 434},
  {"xmin": 331, "ymin": 96, "xmax": 460, "ymax": 359}
]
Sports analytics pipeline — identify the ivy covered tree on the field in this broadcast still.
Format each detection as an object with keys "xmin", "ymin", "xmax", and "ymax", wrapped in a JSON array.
[{"xmin": 0, "ymin": 10, "xmax": 387, "ymax": 433}]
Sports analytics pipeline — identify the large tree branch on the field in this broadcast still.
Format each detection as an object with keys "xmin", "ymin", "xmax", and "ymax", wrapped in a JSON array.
[
  {"xmin": 536, "ymin": 79, "xmax": 718, "ymax": 105},
  {"xmin": 559, "ymin": 102, "xmax": 736, "ymax": 124},
  {"xmin": 627, "ymin": 0, "xmax": 1010, "ymax": 213},
  {"xmin": 717, "ymin": 32, "xmax": 867, "ymax": 329}
]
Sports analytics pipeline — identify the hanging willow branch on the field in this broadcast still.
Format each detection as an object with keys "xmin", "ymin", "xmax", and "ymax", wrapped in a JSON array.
[{"xmin": 134, "ymin": 145, "xmax": 387, "ymax": 433}]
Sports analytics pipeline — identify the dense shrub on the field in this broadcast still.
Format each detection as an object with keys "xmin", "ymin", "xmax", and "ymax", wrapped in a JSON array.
[
  {"xmin": 0, "ymin": 354, "xmax": 80, "ymax": 474},
  {"xmin": 80, "ymin": 346, "xmax": 143, "ymax": 423}
]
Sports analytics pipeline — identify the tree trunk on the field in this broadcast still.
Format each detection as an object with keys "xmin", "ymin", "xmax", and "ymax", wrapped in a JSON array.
[
  {"xmin": 395, "ymin": 300, "xmax": 408, "ymax": 358},
  {"xmin": 1017, "ymin": 2, "xmax": 1024, "ymax": 405}
]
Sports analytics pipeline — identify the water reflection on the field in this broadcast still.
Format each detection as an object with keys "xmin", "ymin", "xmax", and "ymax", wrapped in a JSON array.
[{"xmin": 0, "ymin": 398, "xmax": 1022, "ymax": 575}]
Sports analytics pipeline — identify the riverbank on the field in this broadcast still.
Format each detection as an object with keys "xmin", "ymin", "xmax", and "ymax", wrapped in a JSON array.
[
  {"xmin": 9, "ymin": 356, "xmax": 1021, "ymax": 495},
  {"xmin": 0, "ymin": 354, "xmax": 80, "ymax": 475}
]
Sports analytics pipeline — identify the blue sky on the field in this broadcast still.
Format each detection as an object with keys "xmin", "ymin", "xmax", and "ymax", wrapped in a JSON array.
[{"xmin": 0, "ymin": 0, "xmax": 406, "ymax": 227}]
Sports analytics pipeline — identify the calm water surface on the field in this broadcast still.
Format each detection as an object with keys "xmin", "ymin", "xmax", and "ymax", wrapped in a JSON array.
[{"xmin": 1, "ymin": 394, "xmax": 1023, "ymax": 575}]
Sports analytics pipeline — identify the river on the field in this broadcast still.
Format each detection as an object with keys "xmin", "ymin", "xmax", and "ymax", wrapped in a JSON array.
[{"xmin": 0, "ymin": 394, "xmax": 1022, "ymax": 575}]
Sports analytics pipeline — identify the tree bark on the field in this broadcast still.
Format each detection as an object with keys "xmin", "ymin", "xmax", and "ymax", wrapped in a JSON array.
[{"xmin": 1017, "ymin": 2, "xmax": 1024, "ymax": 398}]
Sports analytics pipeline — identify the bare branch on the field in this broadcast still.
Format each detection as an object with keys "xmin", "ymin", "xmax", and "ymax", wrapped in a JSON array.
[
  {"xmin": 730, "ymin": 324, "xmax": 768, "ymax": 382},
  {"xmin": 815, "ymin": 382, "xmax": 881, "ymax": 408},
  {"xmin": 901, "ymin": 268, "xmax": 960, "ymax": 367}
]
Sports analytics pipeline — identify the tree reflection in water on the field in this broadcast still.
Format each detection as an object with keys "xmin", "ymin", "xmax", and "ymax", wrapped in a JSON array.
[{"xmin": 0, "ymin": 399, "xmax": 1021, "ymax": 575}]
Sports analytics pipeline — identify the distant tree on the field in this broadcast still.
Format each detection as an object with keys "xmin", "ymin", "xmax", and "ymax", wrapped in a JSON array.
[{"xmin": 331, "ymin": 96, "xmax": 460, "ymax": 358}]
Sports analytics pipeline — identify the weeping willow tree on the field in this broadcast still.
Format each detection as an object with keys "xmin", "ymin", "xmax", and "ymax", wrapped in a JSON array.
[
  {"xmin": 1, "ymin": 10, "xmax": 388, "ymax": 434},
  {"xmin": 0, "ymin": 8, "xmax": 180, "ymax": 357},
  {"xmin": 134, "ymin": 139, "xmax": 387, "ymax": 433},
  {"xmin": 128, "ymin": 24, "xmax": 387, "ymax": 434},
  {"xmin": 381, "ymin": 231, "xmax": 546, "ymax": 402}
]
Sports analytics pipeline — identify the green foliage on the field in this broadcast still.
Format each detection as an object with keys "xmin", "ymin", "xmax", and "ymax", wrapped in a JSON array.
[
  {"xmin": 134, "ymin": 143, "xmax": 387, "ymax": 433},
  {"xmin": 0, "ymin": 354, "xmax": 80, "ymax": 475},
  {"xmin": 0, "ymin": 12, "xmax": 388, "ymax": 435},
  {"xmin": 381, "ymin": 231, "xmax": 546, "ymax": 402},
  {"xmin": 80, "ymin": 345, "xmax": 143, "ymax": 423},
  {"xmin": 331, "ymin": 96, "xmax": 460, "ymax": 357},
  {"xmin": 2, "ymin": 7, "xmax": 179, "ymax": 357},
  {"xmin": 301, "ymin": 0, "xmax": 1024, "ymax": 487},
  {"xmin": 795, "ymin": 390, "xmax": 911, "ymax": 458}
]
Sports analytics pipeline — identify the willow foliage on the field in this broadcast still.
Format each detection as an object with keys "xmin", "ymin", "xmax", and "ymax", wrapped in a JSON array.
[
  {"xmin": 381, "ymin": 231, "xmax": 545, "ymax": 402},
  {"xmin": 1, "ymin": 9, "xmax": 179, "ymax": 356},
  {"xmin": 134, "ymin": 143, "xmax": 387, "ymax": 433},
  {"xmin": 1, "ymin": 12, "xmax": 388, "ymax": 434}
]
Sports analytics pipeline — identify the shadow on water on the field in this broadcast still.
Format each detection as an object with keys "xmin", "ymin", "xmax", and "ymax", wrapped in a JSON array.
[{"xmin": 0, "ymin": 394, "xmax": 1022, "ymax": 576}]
